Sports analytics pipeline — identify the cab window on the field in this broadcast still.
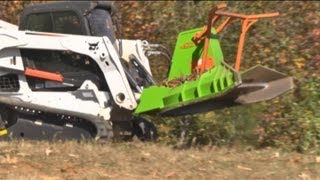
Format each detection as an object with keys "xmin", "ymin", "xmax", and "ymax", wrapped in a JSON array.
[
  {"xmin": 25, "ymin": 13, "xmax": 53, "ymax": 32},
  {"xmin": 25, "ymin": 11, "xmax": 83, "ymax": 35}
]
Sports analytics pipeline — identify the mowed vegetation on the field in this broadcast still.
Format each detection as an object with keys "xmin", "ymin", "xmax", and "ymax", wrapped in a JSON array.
[
  {"xmin": 0, "ymin": 1, "xmax": 319, "ymax": 178},
  {"xmin": 0, "ymin": 140, "xmax": 320, "ymax": 179}
]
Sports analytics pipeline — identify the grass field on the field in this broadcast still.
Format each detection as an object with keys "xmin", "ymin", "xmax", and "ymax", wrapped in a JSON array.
[{"xmin": 0, "ymin": 140, "xmax": 319, "ymax": 179}]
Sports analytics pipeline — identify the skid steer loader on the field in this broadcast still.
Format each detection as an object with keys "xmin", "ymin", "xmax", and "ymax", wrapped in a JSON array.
[{"xmin": 0, "ymin": 2, "xmax": 293, "ymax": 140}]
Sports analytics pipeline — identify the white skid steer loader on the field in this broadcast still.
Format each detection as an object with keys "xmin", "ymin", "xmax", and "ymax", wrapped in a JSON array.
[
  {"xmin": 0, "ymin": 1, "xmax": 162, "ymax": 140},
  {"xmin": 0, "ymin": 2, "xmax": 293, "ymax": 140}
]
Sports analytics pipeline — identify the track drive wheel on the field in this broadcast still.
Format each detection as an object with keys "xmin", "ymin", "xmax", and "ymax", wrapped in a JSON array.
[{"xmin": 131, "ymin": 116, "xmax": 158, "ymax": 141}]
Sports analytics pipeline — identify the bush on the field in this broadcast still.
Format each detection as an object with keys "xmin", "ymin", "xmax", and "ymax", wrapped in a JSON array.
[{"xmin": 257, "ymin": 76, "xmax": 320, "ymax": 152}]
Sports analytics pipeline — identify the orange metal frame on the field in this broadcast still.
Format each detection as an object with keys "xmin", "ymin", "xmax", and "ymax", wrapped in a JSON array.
[{"xmin": 192, "ymin": 4, "xmax": 279, "ymax": 73}]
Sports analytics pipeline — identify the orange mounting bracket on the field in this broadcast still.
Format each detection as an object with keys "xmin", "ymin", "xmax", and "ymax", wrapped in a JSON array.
[
  {"xmin": 25, "ymin": 68, "xmax": 64, "ymax": 82},
  {"xmin": 192, "ymin": 3, "xmax": 279, "ymax": 73}
]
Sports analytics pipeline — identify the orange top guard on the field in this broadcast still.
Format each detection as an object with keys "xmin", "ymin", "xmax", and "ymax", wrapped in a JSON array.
[{"xmin": 192, "ymin": 3, "xmax": 279, "ymax": 73}]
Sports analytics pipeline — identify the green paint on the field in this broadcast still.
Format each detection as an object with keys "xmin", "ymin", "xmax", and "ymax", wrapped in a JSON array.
[
  {"xmin": 134, "ymin": 27, "xmax": 237, "ymax": 115},
  {"xmin": 168, "ymin": 27, "xmax": 224, "ymax": 80}
]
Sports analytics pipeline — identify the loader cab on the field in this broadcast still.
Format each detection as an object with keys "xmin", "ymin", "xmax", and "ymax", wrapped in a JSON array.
[
  {"xmin": 19, "ymin": 1, "xmax": 117, "ymax": 42},
  {"xmin": 18, "ymin": 1, "xmax": 118, "ymax": 92}
]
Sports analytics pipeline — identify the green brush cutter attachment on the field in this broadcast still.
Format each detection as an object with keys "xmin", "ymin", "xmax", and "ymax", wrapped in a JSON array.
[{"xmin": 135, "ymin": 4, "xmax": 294, "ymax": 116}]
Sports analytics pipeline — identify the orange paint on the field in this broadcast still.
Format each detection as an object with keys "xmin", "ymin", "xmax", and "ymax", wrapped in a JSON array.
[
  {"xmin": 191, "ymin": 57, "xmax": 214, "ymax": 71},
  {"xmin": 180, "ymin": 41, "xmax": 196, "ymax": 49},
  {"xmin": 191, "ymin": 3, "xmax": 279, "ymax": 73},
  {"xmin": 25, "ymin": 68, "xmax": 64, "ymax": 82}
]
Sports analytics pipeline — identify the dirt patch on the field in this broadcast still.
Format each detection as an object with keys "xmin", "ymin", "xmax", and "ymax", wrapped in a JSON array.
[{"xmin": 0, "ymin": 140, "xmax": 319, "ymax": 179}]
